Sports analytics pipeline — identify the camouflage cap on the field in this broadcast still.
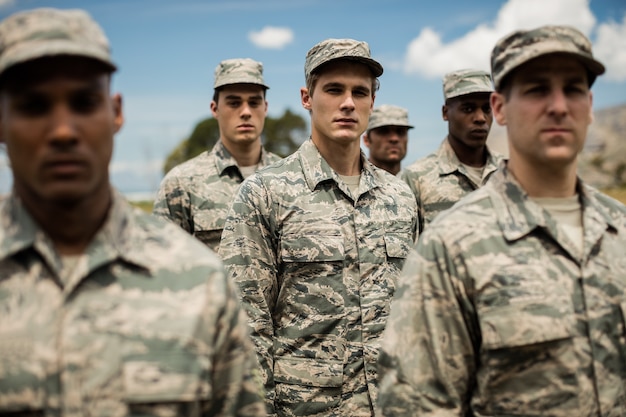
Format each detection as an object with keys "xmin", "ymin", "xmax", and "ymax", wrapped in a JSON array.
[
  {"xmin": 214, "ymin": 58, "xmax": 269, "ymax": 89},
  {"xmin": 304, "ymin": 38, "xmax": 383, "ymax": 83},
  {"xmin": 367, "ymin": 104, "xmax": 414, "ymax": 131},
  {"xmin": 443, "ymin": 69, "xmax": 493, "ymax": 100},
  {"xmin": 491, "ymin": 25, "xmax": 605, "ymax": 90},
  {"xmin": 0, "ymin": 8, "xmax": 116, "ymax": 77}
]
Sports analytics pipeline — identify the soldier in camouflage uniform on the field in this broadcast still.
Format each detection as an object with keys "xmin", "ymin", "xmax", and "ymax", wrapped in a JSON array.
[
  {"xmin": 153, "ymin": 58, "xmax": 281, "ymax": 252},
  {"xmin": 0, "ymin": 8, "xmax": 264, "ymax": 416},
  {"xmin": 219, "ymin": 38, "xmax": 417, "ymax": 416},
  {"xmin": 378, "ymin": 25, "xmax": 626, "ymax": 416},
  {"xmin": 402, "ymin": 69, "xmax": 503, "ymax": 233},
  {"xmin": 362, "ymin": 104, "xmax": 413, "ymax": 176}
]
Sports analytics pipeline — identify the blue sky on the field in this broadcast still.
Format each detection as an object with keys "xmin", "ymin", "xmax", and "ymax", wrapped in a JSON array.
[{"xmin": 0, "ymin": 0, "xmax": 625, "ymax": 198}]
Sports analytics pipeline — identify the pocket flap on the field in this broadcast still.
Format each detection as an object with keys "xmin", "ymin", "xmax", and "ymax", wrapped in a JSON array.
[
  {"xmin": 384, "ymin": 233, "xmax": 411, "ymax": 258},
  {"xmin": 192, "ymin": 211, "xmax": 224, "ymax": 232},
  {"xmin": 280, "ymin": 233, "xmax": 345, "ymax": 262},
  {"xmin": 274, "ymin": 357, "xmax": 342, "ymax": 388},
  {"xmin": 123, "ymin": 355, "xmax": 209, "ymax": 403},
  {"xmin": 480, "ymin": 305, "xmax": 574, "ymax": 350}
]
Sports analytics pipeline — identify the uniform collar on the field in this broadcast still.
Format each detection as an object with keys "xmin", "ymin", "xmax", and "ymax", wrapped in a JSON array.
[
  {"xmin": 487, "ymin": 162, "xmax": 618, "ymax": 250},
  {"xmin": 213, "ymin": 139, "xmax": 274, "ymax": 177},
  {"xmin": 436, "ymin": 137, "xmax": 501, "ymax": 179},
  {"xmin": 0, "ymin": 190, "xmax": 154, "ymax": 294},
  {"xmin": 298, "ymin": 138, "xmax": 381, "ymax": 196}
]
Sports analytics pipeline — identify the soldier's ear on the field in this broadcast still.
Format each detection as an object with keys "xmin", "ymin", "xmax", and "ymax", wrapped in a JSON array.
[
  {"xmin": 490, "ymin": 92, "xmax": 507, "ymax": 126},
  {"xmin": 362, "ymin": 133, "xmax": 371, "ymax": 148},
  {"xmin": 301, "ymin": 87, "xmax": 312, "ymax": 110},
  {"xmin": 442, "ymin": 105, "xmax": 448, "ymax": 121}
]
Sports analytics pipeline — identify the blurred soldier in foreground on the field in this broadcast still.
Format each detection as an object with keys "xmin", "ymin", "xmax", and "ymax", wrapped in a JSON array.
[
  {"xmin": 378, "ymin": 25, "xmax": 626, "ymax": 416},
  {"xmin": 219, "ymin": 38, "xmax": 417, "ymax": 416},
  {"xmin": 153, "ymin": 58, "xmax": 281, "ymax": 252},
  {"xmin": 362, "ymin": 104, "xmax": 413, "ymax": 176},
  {"xmin": 402, "ymin": 69, "xmax": 503, "ymax": 233},
  {"xmin": 0, "ymin": 8, "xmax": 264, "ymax": 416}
]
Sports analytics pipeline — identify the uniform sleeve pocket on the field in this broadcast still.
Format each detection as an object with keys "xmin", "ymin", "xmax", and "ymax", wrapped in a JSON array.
[{"xmin": 274, "ymin": 357, "xmax": 342, "ymax": 387}]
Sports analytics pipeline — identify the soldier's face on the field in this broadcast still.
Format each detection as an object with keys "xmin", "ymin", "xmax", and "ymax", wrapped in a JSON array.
[
  {"xmin": 491, "ymin": 54, "xmax": 593, "ymax": 171},
  {"xmin": 443, "ymin": 93, "xmax": 492, "ymax": 153},
  {"xmin": 211, "ymin": 84, "xmax": 267, "ymax": 148},
  {"xmin": 0, "ymin": 57, "xmax": 123, "ymax": 207},
  {"xmin": 301, "ymin": 60, "xmax": 374, "ymax": 146},
  {"xmin": 364, "ymin": 125, "xmax": 409, "ymax": 165}
]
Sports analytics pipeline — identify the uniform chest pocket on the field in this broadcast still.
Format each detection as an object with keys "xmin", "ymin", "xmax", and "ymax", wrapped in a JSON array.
[
  {"xmin": 123, "ymin": 352, "xmax": 211, "ymax": 412},
  {"xmin": 280, "ymin": 231, "xmax": 345, "ymax": 263},
  {"xmin": 476, "ymin": 302, "xmax": 580, "ymax": 415},
  {"xmin": 192, "ymin": 212, "xmax": 225, "ymax": 250}
]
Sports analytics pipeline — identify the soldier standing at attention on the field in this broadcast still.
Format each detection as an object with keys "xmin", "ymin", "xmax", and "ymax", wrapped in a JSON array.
[
  {"xmin": 378, "ymin": 25, "xmax": 626, "ymax": 416},
  {"xmin": 153, "ymin": 58, "xmax": 281, "ymax": 252},
  {"xmin": 362, "ymin": 104, "xmax": 413, "ymax": 176},
  {"xmin": 219, "ymin": 38, "xmax": 417, "ymax": 416},
  {"xmin": 0, "ymin": 8, "xmax": 265, "ymax": 416},
  {"xmin": 402, "ymin": 69, "xmax": 503, "ymax": 233}
]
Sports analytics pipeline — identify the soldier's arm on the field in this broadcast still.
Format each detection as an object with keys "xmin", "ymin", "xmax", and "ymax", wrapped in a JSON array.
[
  {"xmin": 219, "ymin": 177, "xmax": 278, "ymax": 414},
  {"xmin": 152, "ymin": 173, "xmax": 193, "ymax": 233},
  {"xmin": 401, "ymin": 169, "xmax": 425, "ymax": 237},
  {"xmin": 202, "ymin": 267, "xmax": 266, "ymax": 417},
  {"xmin": 377, "ymin": 231, "xmax": 476, "ymax": 416}
]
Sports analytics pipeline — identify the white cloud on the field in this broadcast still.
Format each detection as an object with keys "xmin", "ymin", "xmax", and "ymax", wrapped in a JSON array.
[
  {"xmin": 0, "ymin": 0, "xmax": 14, "ymax": 9},
  {"xmin": 248, "ymin": 26, "xmax": 294, "ymax": 49},
  {"xmin": 594, "ymin": 13, "xmax": 626, "ymax": 82},
  {"xmin": 404, "ymin": 0, "xmax": 596, "ymax": 79}
]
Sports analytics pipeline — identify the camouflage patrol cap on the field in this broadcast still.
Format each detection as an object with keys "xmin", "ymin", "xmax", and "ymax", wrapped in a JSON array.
[
  {"xmin": 214, "ymin": 58, "xmax": 269, "ymax": 89},
  {"xmin": 491, "ymin": 25, "xmax": 605, "ymax": 90},
  {"xmin": 367, "ymin": 104, "xmax": 414, "ymax": 131},
  {"xmin": 443, "ymin": 69, "xmax": 493, "ymax": 100},
  {"xmin": 304, "ymin": 38, "xmax": 383, "ymax": 83},
  {"xmin": 0, "ymin": 8, "xmax": 116, "ymax": 78}
]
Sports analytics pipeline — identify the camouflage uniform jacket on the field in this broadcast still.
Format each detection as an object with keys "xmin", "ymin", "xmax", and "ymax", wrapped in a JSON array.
[
  {"xmin": 378, "ymin": 164, "xmax": 626, "ymax": 417},
  {"xmin": 0, "ymin": 190, "xmax": 265, "ymax": 417},
  {"xmin": 401, "ymin": 137, "xmax": 503, "ymax": 233},
  {"xmin": 218, "ymin": 139, "xmax": 417, "ymax": 416},
  {"xmin": 153, "ymin": 140, "xmax": 281, "ymax": 251}
]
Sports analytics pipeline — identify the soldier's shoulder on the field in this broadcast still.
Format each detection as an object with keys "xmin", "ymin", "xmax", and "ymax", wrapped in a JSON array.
[
  {"xmin": 130, "ymin": 208, "xmax": 223, "ymax": 269},
  {"xmin": 162, "ymin": 151, "xmax": 216, "ymax": 181},
  {"xmin": 585, "ymin": 184, "xmax": 626, "ymax": 223},
  {"xmin": 403, "ymin": 153, "xmax": 439, "ymax": 176},
  {"xmin": 428, "ymin": 186, "xmax": 496, "ymax": 232}
]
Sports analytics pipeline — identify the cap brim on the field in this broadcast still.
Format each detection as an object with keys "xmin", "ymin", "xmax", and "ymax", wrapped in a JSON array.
[{"xmin": 0, "ymin": 39, "xmax": 116, "ymax": 76}]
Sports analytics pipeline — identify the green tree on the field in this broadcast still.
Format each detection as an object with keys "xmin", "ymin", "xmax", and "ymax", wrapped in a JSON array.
[
  {"xmin": 163, "ymin": 117, "xmax": 220, "ymax": 174},
  {"xmin": 163, "ymin": 109, "xmax": 308, "ymax": 175}
]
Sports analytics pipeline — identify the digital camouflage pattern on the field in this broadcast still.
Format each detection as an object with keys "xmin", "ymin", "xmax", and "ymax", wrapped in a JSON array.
[
  {"xmin": 491, "ymin": 25, "xmax": 605, "ymax": 90},
  {"xmin": 401, "ymin": 137, "xmax": 503, "ymax": 233},
  {"xmin": 214, "ymin": 58, "xmax": 269, "ymax": 89},
  {"xmin": 153, "ymin": 140, "xmax": 281, "ymax": 252},
  {"xmin": 218, "ymin": 139, "xmax": 417, "ymax": 416},
  {"xmin": 442, "ymin": 68, "xmax": 492, "ymax": 100},
  {"xmin": 367, "ymin": 104, "xmax": 413, "ymax": 132},
  {"xmin": 304, "ymin": 38, "xmax": 383, "ymax": 83},
  {"xmin": 378, "ymin": 165, "xmax": 626, "ymax": 416},
  {"xmin": 0, "ymin": 191, "xmax": 266, "ymax": 417},
  {"xmin": 0, "ymin": 8, "xmax": 115, "ymax": 77}
]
